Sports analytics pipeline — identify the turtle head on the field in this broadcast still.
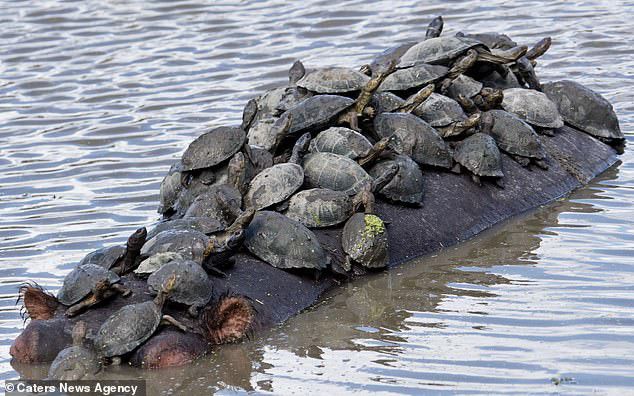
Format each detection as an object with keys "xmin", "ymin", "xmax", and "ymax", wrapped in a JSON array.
[
  {"xmin": 289, "ymin": 132, "xmax": 311, "ymax": 164},
  {"xmin": 289, "ymin": 60, "xmax": 305, "ymax": 85},
  {"xmin": 359, "ymin": 64, "xmax": 372, "ymax": 76},
  {"xmin": 372, "ymin": 163, "xmax": 399, "ymax": 193},
  {"xmin": 71, "ymin": 321, "xmax": 88, "ymax": 346},
  {"xmin": 200, "ymin": 294, "xmax": 254, "ymax": 345},
  {"xmin": 228, "ymin": 152, "xmax": 248, "ymax": 194},
  {"xmin": 128, "ymin": 227, "xmax": 147, "ymax": 250},
  {"xmin": 425, "ymin": 15, "xmax": 444, "ymax": 39}
]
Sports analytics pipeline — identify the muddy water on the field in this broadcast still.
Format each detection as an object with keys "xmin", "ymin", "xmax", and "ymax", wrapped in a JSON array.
[{"xmin": 1, "ymin": 0, "xmax": 633, "ymax": 394}]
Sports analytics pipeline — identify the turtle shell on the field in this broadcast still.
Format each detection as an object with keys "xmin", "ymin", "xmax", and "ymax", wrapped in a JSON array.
[
  {"xmin": 147, "ymin": 260, "xmax": 213, "ymax": 309},
  {"xmin": 398, "ymin": 36, "xmax": 485, "ymax": 67},
  {"xmin": 374, "ymin": 112, "xmax": 453, "ymax": 169},
  {"xmin": 245, "ymin": 163, "xmax": 304, "ymax": 210},
  {"xmin": 485, "ymin": 110, "xmax": 546, "ymax": 159},
  {"xmin": 342, "ymin": 213, "xmax": 389, "ymax": 269},
  {"xmin": 57, "ymin": 264, "xmax": 120, "ymax": 306},
  {"xmin": 158, "ymin": 162, "xmax": 183, "ymax": 214},
  {"xmin": 378, "ymin": 64, "xmax": 448, "ymax": 92},
  {"xmin": 78, "ymin": 245, "xmax": 125, "ymax": 270},
  {"xmin": 147, "ymin": 217, "xmax": 224, "ymax": 240},
  {"xmin": 244, "ymin": 211, "xmax": 329, "ymax": 270},
  {"xmin": 480, "ymin": 65, "xmax": 522, "ymax": 90},
  {"xmin": 303, "ymin": 152, "xmax": 373, "ymax": 195},
  {"xmin": 446, "ymin": 74, "xmax": 484, "ymax": 100},
  {"xmin": 135, "ymin": 252, "xmax": 184, "ymax": 276},
  {"xmin": 370, "ymin": 41, "xmax": 417, "ymax": 75},
  {"xmin": 371, "ymin": 92, "xmax": 406, "ymax": 115},
  {"xmin": 369, "ymin": 155, "xmax": 423, "ymax": 205},
  {"xmin": 542, "ymin": 80, "xmax": 623, "ymax": 141},
  {"xmin": 94, "ymin": 300, "xmax": 161, "ymax": 357},
  {"xmin": 247, "ymin": 117, "xmax": 278, "ymax": 151},
  {"xmin": 140, "ymin": 229, "xmax": 210, "ymax": 264},
  {"xmin": 454, "ymin": 133, "xmax": 504, "ymax": 177},
  {"xmin": 48, "ymin": 345, "xmax": 100, "ymax": 380},
  {"xmin": 183, "ymin": 184, "xmax": 242, "ymax": 227},
  {"xmin": 278, "ymin": 95, "xmax": 354, "ymax": 135},
  {"xmin": 181, "ymin": 127, "xmax": 246, "ymax": 171},
  {"xmin": 412, "ymin": 93, "xmax": 467, "ymax": 127},
  {"xmin": 458, "ymin": 32, "xmax": 517, "ymax": 50},
  {"xmin": 308, "ymin": 127, "xmax": 373, "ymax": 160},
  {"xmin": 502, "ymin": 88, "xmax": 564, "ymax": 129},
  {"xmin": 285, "ymin": 188, "xmax": 353, "ymax": 228},
  {"xmin": 297, "ymin": 67, "xmax": 370, "ymax": 94}
]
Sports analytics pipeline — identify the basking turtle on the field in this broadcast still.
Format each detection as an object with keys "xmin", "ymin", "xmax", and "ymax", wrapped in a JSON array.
[
  {"xmin": 146, "ymin": 217, "xmax": 224, "ymax": 240},
  {"xmin": 378, "ymin": 64, "xmax": 448, "ymax": 92},
  {"xmin": 94, "ymin": 275, "xmax": 186, "ymax": 362},
  {"xmin": 446, "ymin": 74, "xmax": 504, "ymax": 112},
  {"xmin": 453, "ymin": 132, "xmax": 504, "ymax": 187},
  {"xmin": 245, "ymin": 133, "xmax": 311, "ymax": 211},
  {"xmin": 369, "ymin": 154, "xmax": 424, "ymax": 206},
  {"xmin": 110, "ymin": 227, "xmax": 147, "ymax": 275},
  {"xmin": 135, "ymin": 252, "xmax": 184, "ymax": 277},
  {"xmin": 47, "ymin": 322, "xmax": 100, "ymax": 380},
  {"xmin": 244, "ymin": 211, "xmax": 330, "ymax": 271},
  {"xmin": 411, "ymin": 93, "xmax": 481, "ymax": 138},
  {"xmin": 297, "ymin": 67, "xmax": 370, "ymax": 94},
  {"xmin": 181, "ymin": 126, "xmax": 246, "ymax": 172},
  {"xmin": 303, "ymin": 152, "xmax": 373, "ymax": 195},
  {"xmin": 158, "ymin": 162, "xmax": 184, "ymax": 215},
  {"xmin": 141, "ymin": 229, "xmax": 210, "ymax": 264},
  {"xmin": 78, "ymin": 245, "xmax": 125, "ymax": 270},
  {"xmin": 57, "ymin": 264, "xmax": 130, "ymax": 317},
  {"xmin": 542, "ymin": 80, "xmax": 624, "ymax": 148},
  {"xmin": 369, "ymin": 84, "xmax": 436, "ymax": 116},
  {"xmin": 501, "ymin": 88, "xmax": 564, "ymax": 136},
  {"xmin": 374, "ymin": 112, "xmax": 453, "ymax": 169},
  {"xmin": 481, "ymin": 110, "xmax": 548, "ymax": 169},
  {"xmin": 183, "ymin": 184, "xmax": 243, "ymax": 228},
  {"xmin": 147, "ymin": 259, "xmax": 213, "ymax": 317},
  {"xmin": 308, "ymin": 127, "xmax": 394, "ymax": 166}
]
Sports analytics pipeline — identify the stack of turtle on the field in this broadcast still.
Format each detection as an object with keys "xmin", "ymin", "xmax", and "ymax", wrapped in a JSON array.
[{"xmin": 22, "ymin": 16, "xmax": 624, "ymax": 375}]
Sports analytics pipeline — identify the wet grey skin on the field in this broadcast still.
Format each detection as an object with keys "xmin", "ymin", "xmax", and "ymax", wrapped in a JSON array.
[
  {"xmin": 481, "ymin": 110, "xmax": 549, "ymax": 169},
  {"xmin": 245, "ymin": 132, "xmax": 311, "ymax": 211},
  {"xmin": 297, "ymin": 67, "xmax": 370, "ymax": 94},
  {"xmin": 244, "ymin": 210, "xmax": 330, "ymax": 271},
  {"xmin": 374, "ymin": 112, "xmax": 453, "ymax": 169},
  {"xmin": 303, "ymin": 152, "xmax": 374, "ymax": 195},
  {"xmin": 147, "ymin": 259, "xmax": 213, "ymax": 317},
  {"xmin": 94, "ymin": 275, "xmax": 186, "ymax": 360},
  {"xmin": 453, "ymin": 132, "xmax": 505, "ymax": 187},
  {"xmin": 369, "ymin": 154, "xmax": 424, "ymax": 206},
  {"xmin": 411, "ymin": 93, "xmax": 481, "ymax": 139},
  {"xmin": 57, "ymin": 264, "xmax": 130, "ymax": 317},
  {"xmin": 181, "ymin": 126, "xmax": 246, "ymax": 172},
  {"xmin": 542, "ymin": 80, "xmax": 624, "ymax": 149},
  {"xmin": 48, "ymin": 322, "xmax": 100, "ymax": 381},
  {"xmin": 502, "ymin": 88, "xmax": 564, "ymax": 136}
]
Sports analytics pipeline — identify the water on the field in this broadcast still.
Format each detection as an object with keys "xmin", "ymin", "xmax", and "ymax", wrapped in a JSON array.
[{"xmin": 1, "ymin": 0, "xmax": 633, "ymax": 394}]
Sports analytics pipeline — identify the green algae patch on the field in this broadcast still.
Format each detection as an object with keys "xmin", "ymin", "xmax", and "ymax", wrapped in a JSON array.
[{"xmin": 362, "ymin": 214, "xmax": 385, "ymax": 240}]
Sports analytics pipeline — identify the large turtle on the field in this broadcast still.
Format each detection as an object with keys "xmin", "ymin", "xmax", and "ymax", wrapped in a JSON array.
[
  {"xmin": 181, "ymin": 126, "xmax": 246, "ymax": 172},
  {"xmin": 542, "ymin": 80, "xmax": 624, "ymax": 148},
  {"xmin": 501, "ymin": 88, "xmax": 564, "ymax": 136},
  {"xmin": 303, "ymin": 152, "xmax": 373, "ymax": 195},
  {"xmin": 374, "ymin": 112, "xmax": 453, "ymax": 169},
  {"xmin": 146, "ymin": 217, "xmax": 224, "ymax": 240},
  {"xmin": 147, "ymin": 259, "xmax": 213, "ymax": 317},
  {"xmin": 481, "ymin": 110, "xmax": 548, "ymax": 169},
  {"xmin": 140, "ymin": 229, "xmax": 210, "ymax": 264},
  {"xmin": 47, "ymin": 322, "xmax": 100, "ymax": 380},
  {"xmin": 244, "ymin": 211, "xmax": 330, "ymax": 271},
  {"xmin": 94, "ymin": 275, "xmax": 186, "ymax": 362},
  {"xmin": 78, "ymin": 245, "xmax": 125, "ymax": 270},
  {"xmin": 369, "ymin": 154, "xmax": 424, "ymax": 206},
  {"xmin": 378, "ymin": 64, "xmax": 448, "ymax": 92},
  {"xmin": 57, "ymin": 264, "xmax": 130, "ymax": 317},
  {"xmin": 411, "ymin": 93, "xmax": 480, "ymax": 138},
  {"xmin": 297, "ymin": 67, "xmax": 370, "ymax": 94},
  {"xmin": 453, "ymin": 132, "xmax": 504, "ymax": 187},
  {"xmin": 308, "ymin": 127, "xmax": 394, "ymax": 166},
  {"xmin": 183, "ymin": 184, "xmax": 242, "ymax": 227}
]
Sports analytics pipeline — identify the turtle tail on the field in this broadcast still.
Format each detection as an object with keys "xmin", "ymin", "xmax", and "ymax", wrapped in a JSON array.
[
  {"xmin": 17, "ymin": 282, "xmax": 59, "ymax": 322},
  {"xmin": 199, "ymin": 293, "xmax": 254, "ymax": 344}
]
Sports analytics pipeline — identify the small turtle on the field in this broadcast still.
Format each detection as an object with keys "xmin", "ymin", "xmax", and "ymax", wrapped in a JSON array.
[
  {"xmin": 453, "ymin": 132, "xmax": 504, "ymax": 187},
  {"xmin": 146, "ymin": 217, "xmax": 224, "ymax": 240},
  {"xmin": 181, "ymin": 126, "xmax": 246, "ymax": 171},
  {"xmin": 378, "ymin": 64, "xmax": 448, "ymax": 92},
  {"xmin": 94, "ymin": 275, "xmax": 186, "ymax": 361},
  {"xmin": 446, "ymin": 74, "xmax": 504, "ymax": 112},
  {"xmin": 374, "ymin": 112, "xmax": 453, "ymax": 169},
  {"xmin": 57, "ymin": 264, "xmax": 130, "ymax": 317},
  {"xmin": 369, "ymin": 154, "xmax": 424, "ymax": 206},
  {"xmin": 147, "ymin": 259, "xmax": 213, "ymax": 317},
  {"xmin": 303, "ymin": 152, "xmax": 373, "ymax": 195},
  {"xmin": 308, "ymin": 127, "xmax": 394, "ymax": 166},
  {"xmin": 183, "ymin": 184, "xmax": 243, "ymax": 228},
  {"xmin": 78, "ymin": 245, "xmax": 125, "ymax": 270},
  {"xmin": 140, "ymin": 229, "xmax": 210, "ymax": 264},
  {"xmin": 502, "ymin": 88, "xmax": 564, "ymax": 136},
  {"xmin": 244, "ymin": 211, "xmax": 330, "ymax": 271},
  {"xmin": 411, "ymin": 93, "xmax": 481, "ymax": 138},
  {"xmin": 481, "ymin": 110, "xmax": 548, "ymax": 169},
  {"xmin": 297, "ymin": 67, "xmax": 370, "ymax": 94},
  {"xmin": 158, "ymin": 162, "xmax": 184, "ymax": 215},
  {"xmin": 542, "ymin": 80, "xmax": 624, "ymax": 148},
  {"xmin": 245, "ymin": 133, "xmax": 311, "ymax": 211},
  {"xmin": 47, "ymin": 322, "xmax": 100, "ymax": 380}
]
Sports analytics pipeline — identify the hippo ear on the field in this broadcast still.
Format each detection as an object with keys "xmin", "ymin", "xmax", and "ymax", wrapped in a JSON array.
[
  {"xmin": 200, "ymin": 295, "xmax": 254, "ymax": 344},
  {"xmin": 17, "ymin": 283, "xmax": 59, "ymax": 321}
]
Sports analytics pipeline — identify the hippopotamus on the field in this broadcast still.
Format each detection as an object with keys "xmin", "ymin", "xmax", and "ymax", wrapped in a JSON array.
[{"xmin": 11, "ymin": 125, "xmax": 619, "ymax": 370}]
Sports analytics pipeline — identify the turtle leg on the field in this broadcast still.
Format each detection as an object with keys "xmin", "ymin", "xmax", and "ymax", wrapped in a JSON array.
[
  {"xmin": 398, "ymin": 84, "xmax": 434, "ymax": 113},
  {"xmin": 111, "ymin": 283, "xmax": 131, "ymax": 297},
  {"xmin": 65, "ymin": 290, "xmax": 114, "ymax": 317},
  {"xmin": 471, "ymin": 174, "xmax": 482, "ymax": 186},
  {"xmin": 343, "ymin": 256, "xmax": 352, "ymax": 272},
  {"xmin": 512, "ymin": 155, "xmax": 531, "ymax": 168},
  {"xmin": 161, "ymin": 314, "xmax": 188, "ymax": 332},
  {"xmin": 456, "ymin": 94, "xmax": 479, "ymax": 115},
  {"xmin": 534, "ymin": 159, "xmax": 549, "ymax": 170},
  {"xmin": 443, "ymin": 113, "xmax": 481, "ymax": 138},
  {"xmin": 187, "ymin": 305, "xmax": 200, "ymax": 318},
  {"xmin": 539, "ymin": 128, "xmax": 555, "ymax": 137}
]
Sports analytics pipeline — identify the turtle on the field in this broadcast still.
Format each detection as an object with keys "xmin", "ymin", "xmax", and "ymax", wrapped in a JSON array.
[
  {"xmin": 140, "ymin": 229, "xmax": 210, "ymax": 264},
  {"xmin": 47, "ymin": 322, "xmax": 100, "ymax": 380},
  {"xmin": 241, "ymin": 98, "xmax": 258, "ymax": 131},
  {"xmin": 377, "ymin": 63, "xmax": 448, "ymax": 92},
  {"xmin": 453, "ymin": 132, "xmax": 505, "ymax": 187},
  {"xmin": 158, "ymin": 162, "xmax": 184, "ymax": 215},
  {"xmin": 445, "ymin": 74, "xmax": 504, "ymax": 112},
  {"xmin": 244, "ymin": 211, "xmax": 330, "ymax": 271},
  {"xmin": 78, "ymin": 245, "xmax": 125, "ymax": 270},
  {"xmin": 370, "ymin": 92, "xmax": 408, "ymax": 115},
  {"xmin": 183, "ymin": 184, "xmax": 243, "ymax": 228},
  {"xmin": 481, "ymin": 110, "xmax": 548, "ymax": 169},
  {"xmin": 134, "ymin": 252, "xmax": 184, "ymax": 277},
  {"xmin": 373, "ymin": 112, "xmax": 453, "ymax": 169},
  {"xmin": 501, "ymin": 88, "xmax": 564, "ymax": 136},
  {"xmin": 147, "ymin": 259, "xmax": 213, "ymax": 317},
  {"xmin": 94, "ymin": 275, "xmax": 186, "ymax": 362},
  {"xmin": 369, "ymin": 154, "xmax": 424, "ymax": 206},
  {"xmin": 308, "ymin": 127, "xmax": 394, "ymax": 166},
  {"xmin": 277, "ymin": 60, "xmax": 313, "ymax": 113},
  {"xmin": 411, "ymin": 93, "xmax": 481, "ymax": 138},
  {"xmin": 110, "ymin": 227, "xmax": 147, "ymax": 275},
  {"xmin": 146, "ymin": 217, "xmax": 224, "ymax": 240},
  {"xmin": 297, "ymin": 67, "xmax": 370, "ymax": 94},
  {"xmin": 181, "ymin": 126, "xmax": 246, "ymax": 171},
  {"xmin": 244, "ymin": 133, "xmax": 311, "ymax": 211},
  {"xmin": 57, "ymin": 264, "xmax": 130, "ymax": 317},
  {"xmin": 303, "ymin": 152, "xmax": 374, "ymax": 195},
  {"xmin": 542, "ymin": 80, "xmax": 624, "ymax": 148}
]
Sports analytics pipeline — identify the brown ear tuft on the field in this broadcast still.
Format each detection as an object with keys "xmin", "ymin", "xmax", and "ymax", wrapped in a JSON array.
[
  {"xmin": 200, "ymin": 295, "xmax": 254, "ymax": 344},
  {"xmin": 17, "ymin": 282, "xmax": 59, "ymax": 321}
]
